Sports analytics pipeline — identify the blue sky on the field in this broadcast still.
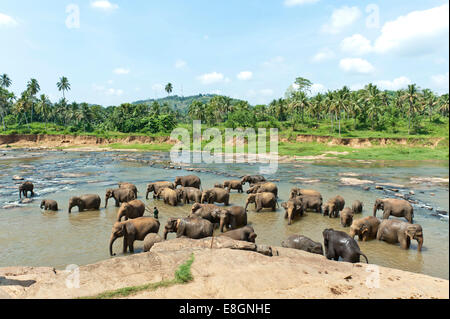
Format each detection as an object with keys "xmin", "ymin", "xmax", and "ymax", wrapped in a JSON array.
[{"xmin": 0, "ymin": 0, "xmax": 448, "ymax": 106}]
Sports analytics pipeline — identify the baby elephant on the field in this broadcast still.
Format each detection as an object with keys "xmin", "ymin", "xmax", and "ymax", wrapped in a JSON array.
[
  {"xmin": 349, "ymin": 216, "xmax": 381, "ymax": 241},
  {"xmin": 352, "ymin": 200, "xmax": 363, "ymax": 214},
  {"xmin": 19, "ymin": 181, "xmax": 34, "ymax": 199},
  {"xmin": 219, "ymin": 226, "xmax": 257, "ymax": 243},
  {"xmin": 163, "ymin": 217, "xmax": 214, "ymax": 240},
  {"xmin": 323, "ymin": 195, "xmax": 345, "ymax": 218},
  {"xmin": 323, "ymin": 228, "xmax": 369, "ymax": 263},
  {"xmin": 340, "ymin": 208, "xmax": 354, "ymax": 227},
  {"xmin": 68, "ymin": 194, "xmax": 101, "ymax": 213},
  {"xmin": 116, "ymin": 200, "xmax": 145, "ymax": 222},
  {"xmin": 281, "ymin": 235, "xmax": 323, "ymax": 255},
  {"xmin": 40, "ymin": 199, "xmax": 58, "ymax": 211}
]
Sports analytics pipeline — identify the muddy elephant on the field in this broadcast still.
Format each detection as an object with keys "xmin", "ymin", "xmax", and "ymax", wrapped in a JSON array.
[
  {"xmin": 105, "ymin": 188, "xmax": 136, "ymax": 208},
  {"xmin": 116, "ymin": 200, "xmax": 145, "ymax": 222},
  {"xmin": 323, "ymin": 195, "xmax": 345, "ymax": 218},
  {"xmin": 245, "ymin": 192, "xmax": 278, "ymax": 212},
  {"xmin": 19, "ymin": 181, "xmax": 34, "ymax": 199},
  {"xmin": 289, "ymin": 187, "xmax": 322, "ymax": 201},
  {"xmin": 174, "ymin": 175, "xmax": 201, "ymax": 189},
  {"xmin": 281, "ymin": 235, "xmax": 323, "ymax": 255},
  {"xmin": 163, "ymin": 217, "xmax": 214, "ymax": 240},
  {"xmin": 118, "ymin": 182, "xmax": 138, "ymax": 198},
  {"xmin": 212, "ymin": 206, "xmax": 247, "ymax": 232},
  {"xmin": 352, "ymin": 200, "xmax": 363, "ymax": 214},
  {"xmin": 146, "ymin": 181, "xmax": 175, "ymax": 200},
  {"xmin": 68, "ymin": 194, "xmax": 101, "ymax": 213},
  {"xmin": 373, "ymin": 198, "xmax": 414, "ymax": 223},
  {"xmin": 323, "ymin": 228, "xmax": 369, "ymax": 263},
  {"xmin": 223, "ymin": 180, "xmax": 244, "ymax": 193},
  {"xmin": 40, "ymin": 199, "xmax": 58, "ymax": 211},
  {"xmin": 176, "ymin": 187, "xmax": 202, "ymax": 204},
  {"xmin": 349, "ymin": 216, "xmax": 381, "ymax": 241},
  {"xmin": 247, "ymin": 182, "xmax": 278, "ymax": 197},
  {"xmin": 155, "ymin": 188, "xmax": 178, "ymax": 206},
  {"xmin": 143, "ymin": 233, "xmax": 163, "ymax": 252},
  {"xmin": 201, "ymin": 188, "xmax": 230, "ymax": 206},
  {"xmin": 219, "ymin": 226, "xmax": 257, "ymax": 243},
  {"xmin": 109, "ymin": 217, "xmax": 160, "ymax": 256},
  {"xmin": 190, "ymin": 203, "xmax": 221, "ymax": 222},
  {"xmin": 241, "ymin": 175, "xmax": 266, "ymax": 185},
  {"xmin": 376, "ymin": 219, "xmax": 423, "ymax": 251},
  {"xmin": 340, "ymin": 208, "xmax": 354, "ymax": 227},
  {"xmin": 281, "ymin": 198, "xmax": 304, "ymax": 225}
]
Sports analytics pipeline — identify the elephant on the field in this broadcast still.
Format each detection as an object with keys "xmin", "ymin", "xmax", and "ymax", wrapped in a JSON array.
[
  {"xmin": 19, "ymin": 182, "xmax": 34, "ymax": 199},
  {"xmin": 245, "ymin": 192, "xmax": 278, "ymax": 212},
  {"xmin": 211, "ymin": 206, "xmax": 248, "ymax": 232},
  {"xmin": 146, "ymin": 181, "xmax": 175, "ymax": 200},
  {"xmin": 289, "ymin": 187, "xmax": 322, "ymax": 201},
  {"xmin": 373, "ymin": 198, "xmax": 414, "ymax": 224},
  {"xmin": 223, "ymin": 180, "xmax": 244, "ymax": 193},
  {"xmin": 349, "ymin": 216, "xmax": 381, "ymax": 241},
  {"xmin": 201, "ymin": 188, "xmax": 230, "ymax": 206},
  {"xmin": 118, "ymin": 182, "xmax": 138, "ymax": 198},
  {"xmin": 116, "ymin": 200, "xmax": 145, "ymax": 222},
  {"xmin": 323, "ymin": 195, "xmax": 345, "ymax": 218},
  {"xmin": 174, "ymin": 175, "xmax": 201, "ymax": 189},
  {"xmin": 163, "ymin": 217, "xmax": 214, "ymax": 240},
  {"xmin": 155, "ymin": 188, "xmax": 178, "ymax": 206},
  {"xmin": 40, "ymin": 199, "xmax": 58, "ymax": 211},
  {"xmin": 143, "ymin": 233, "xmax": 163, "ymax": 252},
  {"xmin": 246, "ymin": 182, "xmax": 278, "ymax": 197},
  {"xmin": 340, "ymin": 208, "xmax": 354, "ymax": 227},
  {"xmin": 281, "ymin": 235, "xmax": 323, "ymax": 255},
  {"xmin": 219, "ymin": 226, "xmax": 257, "ymax": 243},
  {"xmin": 109, "ymin": 217, "xmax": 160, "ymax": 256},
  {"xmin": 176, "ymin": 187, "xmax": 202, "ymax": 204},
  {"xmin": 323, "ymin": 228, "xmax": 369, "ymax": 263},
  {"xmin": 241, "ymin": 175, "xmax": 266, "ymax": 185},
  {"xmin": 352, "ymin": 200, "xmax": 363, "ymax": 214},
  {"xmin": 190, "ymin": 203, "xmax": 221, "ymax": 222},
  {"xmin": 68, "ymin": 194, "xmax": 101, "ymax": 213},
  {"xmin": 214, "ymin": 183, "xmax": 224, "ymax": 188},
  {"xmin": 105, "ymin": 188, "xmax": 136, "ymax": 208},
  {"xmin": 281, "ymin": 198, "xmax": 304, "ymax": 225},
  {"xmin": 297, "ymin": 195, "xmax": 323, "ymax": 214},
  {"xmin": 376, "ymin": 219, "xmax": 423, "ymax": 251}
]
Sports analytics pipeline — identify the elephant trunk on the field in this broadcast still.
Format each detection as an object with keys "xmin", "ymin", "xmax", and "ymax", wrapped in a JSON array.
[
  {"xmin": 109, "ymin": 234, "xmax": 118, "ymax": 256},
  {"xmin": 146, "ymin": 191, "xmax": 149, "ymax": 200},
  {"xmin": 68, "ymin": 204, "xmax": 73, "ymax": 214},
  {"xmin": 417, "ymin": 236, "xmax": 423, "ymax": 252},
  {"xmin": 219, "ymin": 219, "xmax": 225, "ymax": 233},
  {"xmin": 372, "ymin": 205, "xmax": 378, "ymax": 216},
  {"xmin": 105, "ymin": 197, "xmax": 109, "ymax": 208},
  {"xmin": 163, "ymin": 229, "xmax": 169, "ymax": 240}
]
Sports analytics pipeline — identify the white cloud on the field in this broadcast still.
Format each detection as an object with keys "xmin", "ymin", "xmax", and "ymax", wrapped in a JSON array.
[
  {"xmin": 312, "ymin": 48, "xmax": 335, "ymax": 62},
  {"xmin": 262, "ymin": 56, "xmax": 285, "ymax": 67},
  {"xmin": 284, "ymin": 0, "xmax": 319, "ymax": 7},
  {"xmin": 175, "ymin": 59, "xmax": 187, "ymax": 69},
  {"xmin": 431, "ymin": 72, "xmax": 449, "ymax": 91},
  {"xmin": 340, "ymin": 34, "xmax": 373, "ymax": 55},
  {"xmin": 237, "ymin": 71, "xmax": 253, "ymax": 81},
  {"xmin": 93, "ymin": 84, "xmax": 123, "ymax": 96},
  {"xmin": 113, "ymin": 68, "xmax": 130, "ymax": 75},
  {"xmin": 322, "ymin": 6, "xmax": 361, "ymax": 34},
  {"xmin": 339, "ymin": 58, "xmax": 375, "ymax": 74},
  {"xmin": 375, "ymin": 76, "xmax": 412, "ymax": 90},
  {"xmin": 373, "ymin": 4, "xmax": 449, "ymax": 55},
  {"xmin": 0, "ymin": 13, "xmax": 18, "ymax": 27},
  {"xmin": 91, "ymin": 1, "xmax": 119, "ymax": 11},
  {"xmin": 197, "ymin": 72, "xmax": 225, "ymax": 85},
  {"xmin": 310, "ymin": 83, "xmax": 326, "ymax": 95}
]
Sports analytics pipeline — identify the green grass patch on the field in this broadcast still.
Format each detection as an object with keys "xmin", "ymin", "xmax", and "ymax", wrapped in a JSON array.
[{"xmin": 104, "ymin": 143, "xmax": 174, "ymax": 152}]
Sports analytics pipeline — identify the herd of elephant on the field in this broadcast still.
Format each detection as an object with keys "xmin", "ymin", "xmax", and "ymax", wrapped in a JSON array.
[{"xmin": 20, "ymin": 173, "xmax": 424, "ymax": 264}]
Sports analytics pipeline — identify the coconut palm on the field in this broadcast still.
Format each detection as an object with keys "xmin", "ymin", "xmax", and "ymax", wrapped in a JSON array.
[
  {"xmin": 422, "ymin": 89, "xmax": 438, "ymax": 122},
  {"xmin": 26, "ymin": 78, "xmax": 40, "ymax": 123},
  {"xmin": 165, "ymin": 83, "xmax": 173, "ymax": 96},
  {"xmin": 438, "ymin": 94, "xmax": 449, "ymax": 117},
  {"xmin": 36, "ymin": 94, "xmax": 51, "ymax": 129},
  {"xmin": 331, "ymin": 86, "xmax": 350, "ymax": 137},
  {"xmin": 402, "ymin": 84, "xmax": 421, "ymax": 134},
  {"xmin": 57, "ymin": 77, "xmax": 71, "ymax": 100},
  {"xmin": 0, "ymin": 74, "xmax": 12, "ymax": 89}
]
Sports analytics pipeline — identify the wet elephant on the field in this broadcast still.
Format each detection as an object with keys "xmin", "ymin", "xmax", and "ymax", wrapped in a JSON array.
[
  {"xmin": 340, "ymin": 208, "xmax": 354, "ymax": 227},
  {"xmin": 219, "ymin": 226, "xmax": 257, "ymax": 243},
  {"xmin": 109, "ymin": 217, "xmax": 160, "ymax": 256},
  {"xmin": 289, "ymin": 187, "xmax": 322, "ymax": 201},
  {"xmin": 176, "ymin": 187, "xmax": 202, "ymax": 204},
  {"xmin": 352, "ymin": 200, "xmax": 363, "ymax": 214},
  {"xmin": 163, "ymin": 217, "xmax": 214, "ymax": 240},
  {"xmin": 105, "ymin": 188, "xmax": 136, "ymax": 208},
  {"xmin": 241, "ymin": 175, "xmax": 266, "ymax": 185},
  {"xmin": 245, "ymin": 192, "xmax": 278, "ymax": 212},
  {"xmin": 40, "ymin": 199, "xmax": 58, "ymax": 211},
  {"xmin": 281, "ymin": 198, "xmax": 304, "ymax": 225},
  {"xmin": 143, "ymin": 233, "xmax": 163, "ymax": 252},
  {"xmin": 212, "ymin": 206, "xmax": 247, "ymax": 232},
  {"xmin": 373, "ymin": 198, "xmax": 414, "ymax": 224},
  {"xmin": 146, "ymin": 181, "xmax": 175, "ymax": 200},
  {"xmin": 116, "ymin": 200, "xmax": 145, "ymax": 222},
  {"xmin": 223, "ymin": 180, "xmax": 244, "ymax": 193},
  {"xmin": 376, "ymin": 219, "xmax": 423, "ymax": 251},
  {"xmin": 68, "ymin": 194, "xmax": 101, "ymax": 213},
  {"xmin": 323, "ymin": 195, "xmax": 345, "ymax": 218},
  {"xmin": 19, "ymin": 181, "xmax": 34, "ymax": 199},
  {"xmin": 349, "ymin": 216, "xmax": 381, "ymax": 241},
  {"xmin": 247, "ymin": 182, "xmax": 278, "ymax": 197},
  {"xmin": 201, "ymin": 188, "xmax": 230, "ymax": 206},
  {"xmin": 190, "ymin": 203, "xmax": 221, "ymax": 222},
  {"xmin": 174, "ymin": 175, "xmax": 201, "ymax": 189},
  {"xmin": 297, "ymin": 195, "xmax": 322, "ymax": 214},
  {"xmin": 155, "ymin": 188, "xmax": 178, "ymax": 206},
  {"xmin": 118, "ymin": 182, "xmax": 138, "ymax": 198},
  {"xmin": 281, "ymin": 235, "xmax": 324, "ymax": 255},
  {"xmin": 323, "ymin": 228, "xmax": 369, "ymax": 263}
]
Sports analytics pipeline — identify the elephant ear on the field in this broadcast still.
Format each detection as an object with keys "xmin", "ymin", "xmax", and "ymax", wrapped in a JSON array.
[{"xmin": 360, "ymin": 224, "xmax": 369, "ymax": 235}]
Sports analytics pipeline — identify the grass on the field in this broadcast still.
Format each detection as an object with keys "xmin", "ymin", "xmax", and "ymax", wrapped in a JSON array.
[
  {"xmin": 80, "ymin": 253, "xmax": 195, "ymax": 299},
  {"xmin": 104, "ymin": 143, "xmax": 174, "ymax": 152}
]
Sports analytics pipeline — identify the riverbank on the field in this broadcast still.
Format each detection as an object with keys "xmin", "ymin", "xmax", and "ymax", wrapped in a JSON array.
[{"xmin": 0, "ymin": 237, "xmax": 448, "ymax": 299}]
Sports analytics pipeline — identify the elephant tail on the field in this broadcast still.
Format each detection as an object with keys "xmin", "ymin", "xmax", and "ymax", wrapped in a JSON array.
[{"xmin": 359, "ymin": 252, "xmax": 369, "ymax": 264}]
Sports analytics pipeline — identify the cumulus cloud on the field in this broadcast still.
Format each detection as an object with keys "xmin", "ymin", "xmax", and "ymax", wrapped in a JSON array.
[
  {"xmin": 0, "ymin": 13, "xmax": 18, "ymax": 27},
  {"xmin": 375, "ymin": 76, "xmax": 412, "ymax": 90},
  {"xmin": 431, "ymin": 72, "xmax": 449, "ymax": 91},
  {"xmin": 312, "ymin": 48, "xmax": 335, "ymax": 62},
  {"xmin": 284, "ymin": 0, "xmax": 319, "ymax": 7},
  {"xmin": 237, "ymin": 71, "xmax": 253, "ymax": 81},
  {"xmin": 113, "ymin": 68, "xmax": 130, "ymax": 75},
  {"xmin": 322, "ymin": 6, "xmax": 361, "ymax": 34},
  {"xmin": 340, "ymin": 34, "xmax": 373, "ymax": 55},
  {"xmin": 197, "ymin": 72, "xmax": 225, "ymax": 85},
  {"xmin": 175, "ymin": 59, "xmax": 187, "ymax": 69},
  {"xmin": 339, "ymin": 58, "xmax": 375, "ymax": 74},
  {"xmin": 91, "ymin": 1, "xmax": 119, "ymax": 11}
]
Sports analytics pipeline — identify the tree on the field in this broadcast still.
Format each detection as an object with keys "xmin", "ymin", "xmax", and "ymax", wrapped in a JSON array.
[
  {"xmin": 165, "ymin": 83, "xmax": 173, "ymax": 96},
  {"xmin": 330, "ymin": 86, "xmax": 350, "ymax": 137},
  {"xmin": 26, "ymin": 78, "xmax": 40, "ymax": 123},
  {"xmin": 57, "ymin": 76, "xmax": 71, "ymax": 100},
  {"xmin": 0, "ymin": 74, "xmax": 12, "ymax": 89},
  {"xmin": 36, "ymin": 94, "xmax": 51, "ymax": 129},
  {"xmin": 402, "ymin": 84, "xmax": 421, "ymax": 134},
  {"xmin": 422, "ymin": 89, "xmax": 438, "ymax": 122}
]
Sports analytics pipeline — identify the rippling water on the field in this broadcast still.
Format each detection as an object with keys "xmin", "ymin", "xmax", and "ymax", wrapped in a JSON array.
[{"xmin": 0, "ymin": 149, "xmax": 448, "ymax": 279}]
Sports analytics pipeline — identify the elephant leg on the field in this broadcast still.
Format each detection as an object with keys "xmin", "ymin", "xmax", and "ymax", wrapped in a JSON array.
[
  {"xmin": 128, "ymin": 239, "xmax": 135, "ymax": 253},
  {"xmin": 382, "ymin": 210, "xmax": 390, "ymax": 220},
  {"xmin": 123, "ymin": 237, "xmax": 128, "ymax": 254},
  {"xmin": 400, "ymin": 237, "xmax": 411, "ymax": 250},
  {"xmin": 115, "ymin": 199, "xmax": 120, "ymax": 207}
]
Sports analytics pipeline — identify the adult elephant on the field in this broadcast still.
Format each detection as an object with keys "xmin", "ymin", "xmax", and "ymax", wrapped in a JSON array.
[
  {"xmin": 219, "ymin": 226, "xmax": 257, "ymax": 243},
  {"xmin": 201, "ymin": 188, "xmax": 230, "ymax": 206},
  {"xmin": 297, "ymin": 195, "xmax": 322, "ymax": 214},
  {"xmin": 281, "ymin": 198, "xmax": 304, "ymax": 225},
  {"xmin": 340, "ymin": 208, "xmax": 354, "ymax": 227},
  {"xmin": 19, "ymin": 182, "xmax": 34, "ymax": 199},
  {"xmin": 373, "ymin": 198, "xmax": 414, "ymax": 223},
  {"xmin": 323, "ymin": 195, "xmax": 345, "ymax": 218},
  {"xmin": 223, "ymin": 180, "xmax": 244, "ymax": 193},
  {"xmin": 376, "ymin": 219, "xmax": 423, "ymax": 251},
  {"xmin": 146, "ymin": 181, "xmax": 175, "ymax": 200},
  {"xmin": 349, "ymin": 216, "xmax": 381, "ymax": 241},
  {"xmin": 245, "ymin": 192, "xmax": 278, "ymax": 212},
  {"xmin": 40, "ymin": 199, "xmax": 58, "ymax": 211},
  {"xmin": 174, "ymin": 175, "xmax": 201, "ymax": 189},
  {"xmin": 118, "ymin": 182, "xmax": 138, "ymax": 198},
  {"xmin": 116, "ymin": 200, "xmax": 145, "ymax": 222},
  {"xmin": 247, "ymin": 182, "xmax": 278, "ymax": 197},
  {"xmin": 176, "ymin": 187, "xmax": 202, "ymax": 204},
  {"xmin": 323, "ymin": 229, "xmax": 369, "ymax": 263},
  {"xmin": 105, "ymin": 188, "xmax": 136, "ymax": 208},
  {"xmin": 109, "ymin": 217, "xmax": 160, "ymax": 256},
  {"xmin": 289, "ymin": 187, "xmax": 322, "ymax": 201},
  {"xmin": 190, "ymin": 203, "xmax": 221, "ymax": 222},
  {"xmin": 212, "ymin": 206, "xmax": 247, "ymax": 232},
  {"xmin": 68, "ymin": 194, "xmax": 101, "ymax": 213},
  {"xmin": 163, "ymin": 217, "xmax": 213, "ymax": 240},
  {"xmin": 281, "ymin": 235, "xmax": 323, "ymax": 255},
  {"xmin": 352, "ymin": 200, "xmax": 363, "ymax": 214},
  {"xmin": 155, "ymin": 188, "xmax": 178, "ymax": 206},
  {"xmin": 241, "ymin": 175, "xmax": 266, "ymax": 185}
]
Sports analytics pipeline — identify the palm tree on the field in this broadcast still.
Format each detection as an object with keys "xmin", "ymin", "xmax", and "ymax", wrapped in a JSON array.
[
  {"xmin": 165, "ymin": 83, "xmax": 173, "ymax": 96},
  {"xmin": 288, "ymin": 91, "xmax": 309, "ymax": 130},
  {"xmin": 331, "ymin": 86, "xmax": 350, "ymax": 137},
  {"xmin": 360, "ymin": 83, "xmax": 381, "ymax": 130},
  {"xmin": 57, "ymin": 77, "xmax": 71, "ymax": 100},
  {"xmin": 36, "ymin": 94, "xmax": 51, "ymax": 129},
  {"xmin": 188, "ymin": 100, "xmax": 206, "ymax": 123},
  {"xmin": 422, "ymin": 89, "xmax": 438, "ymax": 122},
  {"xmin": 26, "ymin": 78, "xmax": 40, "ymax": 123},
  {"xmin": 438, "ymin": 94, "xmax": 449, "ymax": 117},
  {"xmin": 0, "ymin": 74, "xmax": 12, "ymax": 89},
  {"xmin": 402, "ymin": 84, "xmax": 421, "ymax": 134}
]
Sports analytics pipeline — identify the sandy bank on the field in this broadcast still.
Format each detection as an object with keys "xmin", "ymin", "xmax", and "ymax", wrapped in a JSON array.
[{"xmin": 0, "ymin": 237, "xmax": 447, "ymax": 299}]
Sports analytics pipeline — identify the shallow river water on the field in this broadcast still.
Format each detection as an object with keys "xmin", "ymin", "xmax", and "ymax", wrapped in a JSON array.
[{"xmin": 0, "ymin": 149, "xmax": 448, "ymax": 279}]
